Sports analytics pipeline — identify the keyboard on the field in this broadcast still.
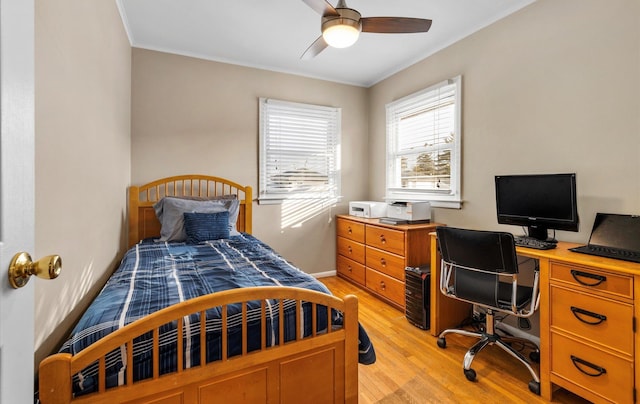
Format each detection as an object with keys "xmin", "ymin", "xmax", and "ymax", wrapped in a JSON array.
[
  {"xmin": 514, "ymin": 236, "xmax": 557, "ymax": 250},
  {"xmin": 570, "ymin": 244, "xmax": 640, "ymax": 263}
]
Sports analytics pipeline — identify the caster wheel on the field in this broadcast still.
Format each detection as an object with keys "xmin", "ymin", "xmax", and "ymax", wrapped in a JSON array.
[
  {"xmin": 528, "ymin": 380, "xmax": 540, "ymax": 395},
  {"xmin": 437, "ymin": 337, "xmax": 447, "ymax": 349},
  {"xmin": 464, "ymin": 368, "xmax": 476, "ymax": 382},
  {"xmin": 529, "ymin": 351, "xmax": 540, "ymax": 363}
]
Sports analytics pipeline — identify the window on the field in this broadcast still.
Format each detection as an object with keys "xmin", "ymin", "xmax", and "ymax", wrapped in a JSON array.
[
  {"xmin": 259, "ymin": 98, "xmax": 341, "ymax": 203},
  {"xmin": 386, "ymin": 76, "xmax": 462, "ymax": 208}
]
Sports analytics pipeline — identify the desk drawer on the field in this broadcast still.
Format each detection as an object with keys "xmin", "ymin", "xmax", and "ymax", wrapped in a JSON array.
[
  {"xmin": 337, "ymin": 255, "xmax": 365, "ymax": 285},
  {"xmin": 550, "ymin": 262, "xmax": 632, "ymax": 299},
  {"xmin": 551, "ymin": 332, "xmax": 633, "ymax": 404},
  {"xmin": 337, "ymin": 218, "xmax": 365, "ymax": 243},
  {"xmin": 365, "ymin": 226, "xmax": 405, "ymax": 256},
  {"xmin": 337, "ymin": 236, "xmax": 365, "ymax": 264},
  {"xmin": 366, "ymin": 246, "xmax": 405, "ymax": 281},
  {"xmin": 366, "ymin": 268, "xmax": 405, "ymax": 308},
  {"xmin": 550, "ymin": 285, "xmax": 633, "ymax": 356}
]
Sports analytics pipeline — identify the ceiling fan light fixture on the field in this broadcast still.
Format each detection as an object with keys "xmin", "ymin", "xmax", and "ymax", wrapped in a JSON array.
[{"xmin": 322, "ymin": 19, "xmax": 360, "ymax": 48}]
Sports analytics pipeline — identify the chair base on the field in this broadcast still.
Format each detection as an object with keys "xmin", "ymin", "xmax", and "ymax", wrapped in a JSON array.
[{"xmin": 437, "ymin": 321, "xmax": 541, "ymax": 395}]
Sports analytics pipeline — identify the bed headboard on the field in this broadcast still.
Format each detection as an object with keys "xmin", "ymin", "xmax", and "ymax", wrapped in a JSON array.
[{"xmin": 128, "ymin": 174, "xmax": 253, "ymax": 247}]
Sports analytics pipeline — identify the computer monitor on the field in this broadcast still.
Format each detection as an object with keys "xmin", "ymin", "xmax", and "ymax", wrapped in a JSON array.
[{"xmin": 495, "ymin": 173, "xmax": 579, "ymax": 241}]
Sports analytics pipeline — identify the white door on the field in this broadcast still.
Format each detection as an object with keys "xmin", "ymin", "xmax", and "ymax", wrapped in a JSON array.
[{"xmin": 0, "ymin": 0, "xmax": 36, "ymax": 403}]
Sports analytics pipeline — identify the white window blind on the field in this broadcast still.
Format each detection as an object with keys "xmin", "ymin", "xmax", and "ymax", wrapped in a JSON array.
[
  {"xmin": 386, "ymin": 76, "xmax": 462, "ymax": 208},
  {"xmin": 259, "ymin": 98, "xmax": 341, "ymax": 202}
]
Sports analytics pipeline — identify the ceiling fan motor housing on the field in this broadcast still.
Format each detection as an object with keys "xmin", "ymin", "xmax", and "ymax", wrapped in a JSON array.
[{"xmin": 322, "ymin": 8, "xmax": 362, "ymax": 35}]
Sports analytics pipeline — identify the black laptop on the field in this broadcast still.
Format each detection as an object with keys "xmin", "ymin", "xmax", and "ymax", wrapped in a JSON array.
[{"xmin": 570, "ymin": 213, "xmax": 640, "ymax": 263}]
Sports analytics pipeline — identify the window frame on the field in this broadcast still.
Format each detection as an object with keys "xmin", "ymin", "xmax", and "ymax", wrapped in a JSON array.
[
  {"xmin": 385, "ymin": 76, "xmax": 462, "ymax": 209},
  {"xmin": 258, "ymin": 97, "xmax": 341, "ymax": 204}
]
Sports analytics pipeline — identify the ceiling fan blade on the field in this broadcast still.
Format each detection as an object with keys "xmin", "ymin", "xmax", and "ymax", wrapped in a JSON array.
[
  {"xmin": 302, "ymin": 0, "xmax": 340, "ymax": 17},
  {"xmin": 301, "ymin": 36, "xmax": 329, "ymax": 59},
  {"xmin": 361, "ymin": 17, "xmax": 432, "ymax": 33}
]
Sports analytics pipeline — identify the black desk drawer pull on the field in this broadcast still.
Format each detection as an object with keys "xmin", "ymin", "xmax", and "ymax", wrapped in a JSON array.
[
  {"xmin": 571, "ymin": 269, "xmax": 606, "ymax": 287},
  {"xmin": 570, "ymin": 355, "xmax": 607, "ymax": 377},
  {"xmin": 570, "ymin": 306, "xmax": 607, "ymax": 325}
]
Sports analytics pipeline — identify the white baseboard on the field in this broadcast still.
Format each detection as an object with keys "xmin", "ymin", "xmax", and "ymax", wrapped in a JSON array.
[{"xmin": 312, "ymin": 270, "xmax": 336, "ymax": 278}]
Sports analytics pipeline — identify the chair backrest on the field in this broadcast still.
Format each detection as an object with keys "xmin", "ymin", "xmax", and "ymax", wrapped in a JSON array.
[
  {"xmin": 436, "ymin": 226, "xmax": 520, "ymax": 308},
  {"xmin": 436, "ymin": 226, "xmax": 519, "ymax": 274}
]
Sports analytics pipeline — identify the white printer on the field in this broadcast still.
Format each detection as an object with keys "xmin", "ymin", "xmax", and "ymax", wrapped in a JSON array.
[
  {"xmin": 348, "ymin": 201, "xmax": 387, "ymax": 218},
  {"xmin": 386, "ymin": 201, "xmax": 431, "ymax": 222}
]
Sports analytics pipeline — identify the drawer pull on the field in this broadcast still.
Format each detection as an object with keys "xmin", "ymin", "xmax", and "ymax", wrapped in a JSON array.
[
  {"xmin": 347, "ymin": 265, "xmax": 352, "ymax": 273},
  {"xmin": 570, "ymin": 269, "xmax": 606, "ymax": 287},
  {"xmin": 380, "ymin": 258, "xmax": 386, "ymax": 267},
  {"xmin": 380, "ymin": 281, "xmax": 386, "ymax": 291},
  {"xmin": 379, "ymin": 235, "xmax": 386, "ymax": 244},
  {"xmin": 570, "ymin": 306, "xmax": 607, "ymax": 325},
  {"xmin": 347, "ymin": 246, "xmax": 352, "ymax": 254},
  {"xmin": 570, "ymin": 355, "xmax": 607, "ymax": 377},
  {"xmin": 347, "ymin": 226, "xmax": 352, "ymax": 234}
]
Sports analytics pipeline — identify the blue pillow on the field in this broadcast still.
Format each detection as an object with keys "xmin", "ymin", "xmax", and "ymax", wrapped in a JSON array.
[{"xmin": 183, "ymin": 211, "xmax": 230, "ymax": 243}]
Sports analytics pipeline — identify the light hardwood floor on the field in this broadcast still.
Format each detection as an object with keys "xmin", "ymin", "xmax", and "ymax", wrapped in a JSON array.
[{"xmin": 319, "ymin": 276, "xmax": 590, "ymax": 404}]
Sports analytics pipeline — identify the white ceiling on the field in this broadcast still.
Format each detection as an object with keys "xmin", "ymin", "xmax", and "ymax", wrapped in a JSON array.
[{"xmin": 117, "ymin": 0, "xmax": 535, "ymax": 87}]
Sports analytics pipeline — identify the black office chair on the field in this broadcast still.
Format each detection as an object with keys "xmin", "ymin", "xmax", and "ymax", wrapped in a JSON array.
[{"xmin": 435, "ymin": 226, "xmax": 541, "ymax": 395}]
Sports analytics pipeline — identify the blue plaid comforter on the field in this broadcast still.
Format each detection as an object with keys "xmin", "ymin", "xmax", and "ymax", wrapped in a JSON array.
[{"xmin": 59, "ymin": 234, "xmax": 375, "ymax": 395}]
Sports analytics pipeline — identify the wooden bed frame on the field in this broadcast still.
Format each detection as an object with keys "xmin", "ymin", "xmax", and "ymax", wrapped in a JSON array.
[{"xmin": 39, "ymin": 175, "xmax": 359, "ymax": 404}]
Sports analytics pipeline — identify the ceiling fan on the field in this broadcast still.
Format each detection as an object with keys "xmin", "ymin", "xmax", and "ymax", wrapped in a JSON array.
[{"xmin": 301, "ymin": 0, "xmax": 432, "ymax": 59}]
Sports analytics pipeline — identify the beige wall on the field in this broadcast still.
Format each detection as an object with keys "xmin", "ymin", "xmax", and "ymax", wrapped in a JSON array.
[
  {"xmin": 34, "ymin": 0, "xmax": 131, "ymax": 364},
  {"xmin": 369, "ymin": 0, "xmax": 640, "ymax": 241},
  {"xmin": 131, "ymin": 49, "xmax": 369, "ymax": 274}
]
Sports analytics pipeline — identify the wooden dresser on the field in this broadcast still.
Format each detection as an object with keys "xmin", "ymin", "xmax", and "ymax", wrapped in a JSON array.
[{"xmin": 336, "ymin": 215, "xmax": 441, "ymax": 310}]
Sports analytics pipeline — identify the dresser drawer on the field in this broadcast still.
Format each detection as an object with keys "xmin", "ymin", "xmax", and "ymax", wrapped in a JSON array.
[
  {"xmin": 550, "ymin": 332, "xmax": 634, "ymax": 403},
  {"xmin": 337, "ymin": 236, "xmax": 365, "ymax": 264},
  {"xmin": 550, "ymin": 285, "xmax": 633, "ymax": 356},
  {"xmin": 365, "ymin": 269, "xmax": 405, "ymax": 307},
  {"xmin": 337, "ymin": 255, "xmax": 366, "ymax": 285},
  {"xmin": 365, "ymin": 226, "xmax": 405, "ymax": 256},
  {"xmin": 550, "ymin": 262, "xmax": 632, "ymax": 299},
  {"xmin": 366, "ymin": 246, "xmax": 405, "ymax": 281},
  {"xmin": 337, "ymin": 218, "xmax": 365, "ymax": 243}
]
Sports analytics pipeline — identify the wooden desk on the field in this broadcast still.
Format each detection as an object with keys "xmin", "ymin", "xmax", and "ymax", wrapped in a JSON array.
[{"xmin": 429, "ymin": 233, "xmax": 640, "ymax": 403}]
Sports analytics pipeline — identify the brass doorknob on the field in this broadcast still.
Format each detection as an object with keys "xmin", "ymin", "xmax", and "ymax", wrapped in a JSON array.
[{"xmin": 8, "ymin": 252, "xmax": 61, "ymax": 288}]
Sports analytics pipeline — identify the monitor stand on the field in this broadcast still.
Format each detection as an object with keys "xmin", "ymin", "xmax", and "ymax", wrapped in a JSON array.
[{"xmin": 527, "ymin": 225, "xmax": 558, "ymax": 243}]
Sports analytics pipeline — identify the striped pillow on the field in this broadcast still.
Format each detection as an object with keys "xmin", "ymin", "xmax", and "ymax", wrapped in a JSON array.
[{"xmin": 183, "ymin": 211, "xmax": 230, "ymax": 243}]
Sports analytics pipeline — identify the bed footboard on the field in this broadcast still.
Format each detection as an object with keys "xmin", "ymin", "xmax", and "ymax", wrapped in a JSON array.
[{"xmin": 39, "ymin": 287, "xmax": 358, "ymax": 404}]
